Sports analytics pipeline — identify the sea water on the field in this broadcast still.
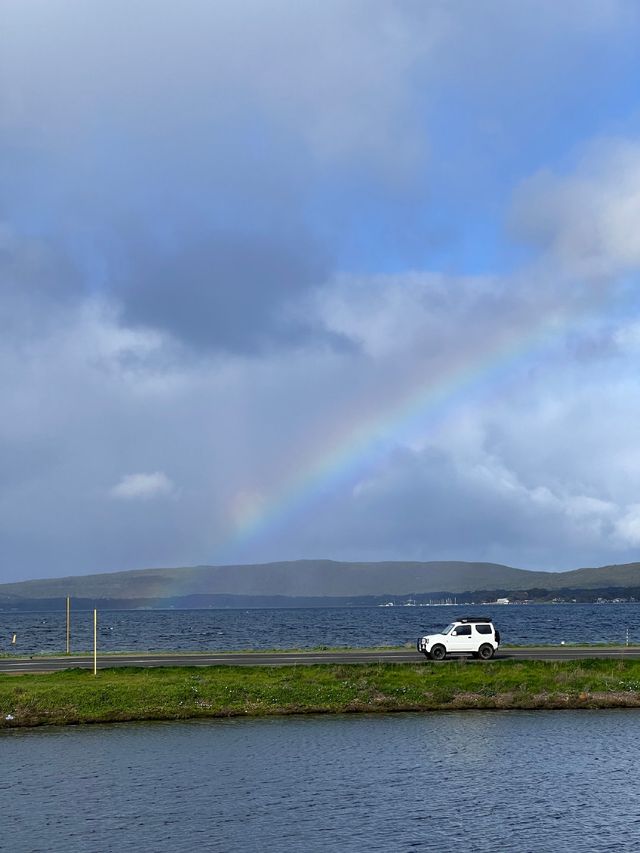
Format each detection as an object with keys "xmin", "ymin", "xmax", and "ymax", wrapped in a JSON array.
[{"xmin": 1, "ymin": 603, "xmax": 639, "ymax": 656}]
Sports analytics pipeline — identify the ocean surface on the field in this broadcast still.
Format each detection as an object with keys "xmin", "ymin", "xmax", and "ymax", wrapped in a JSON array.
[
  {"xmin": 3, "ymin": 710, "xmax": 640, "ymax": 852},
  {"xmin": 1, "ymin": 602, "xmax": 639, "ymax": 655}
]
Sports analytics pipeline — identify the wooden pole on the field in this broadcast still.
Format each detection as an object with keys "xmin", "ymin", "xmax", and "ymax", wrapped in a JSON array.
[
  {"xmin": 66, "ymin": 596, "xmax": 70, "ymax": 654},
  {"xmin": 93, "ymin": 608, "xmax": 97, "ymax": 676}
]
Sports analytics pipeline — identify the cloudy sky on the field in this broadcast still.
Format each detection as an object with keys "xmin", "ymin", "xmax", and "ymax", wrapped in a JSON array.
[{"xmin": 3, "ymin": 0, "xmax": 640, "ymax": 581}]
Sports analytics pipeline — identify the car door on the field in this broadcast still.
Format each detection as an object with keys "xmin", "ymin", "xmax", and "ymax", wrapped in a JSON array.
[{"xmin": 448, "ymin": 623, "xmax": 473, "ymax": 652}]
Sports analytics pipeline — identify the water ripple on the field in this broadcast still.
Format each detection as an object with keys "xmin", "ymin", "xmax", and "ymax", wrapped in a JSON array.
[{"xmin": 2, "ymin": 602, "xmax": 640, "ymax": 655}]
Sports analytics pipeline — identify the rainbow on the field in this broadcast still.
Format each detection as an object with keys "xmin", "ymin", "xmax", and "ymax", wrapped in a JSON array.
[{"xmin": 214, "ymin": 297, "xmax": 578, "ymax": 562}]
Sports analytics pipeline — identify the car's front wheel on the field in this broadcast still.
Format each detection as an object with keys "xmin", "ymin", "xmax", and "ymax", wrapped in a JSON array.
[
  {"xmin": 478, "ymin": 644, "xmax": 495, "ymax": 660},
  {"xmin": 430, "ymin": 644, "xmax": 446, "ymax": 661}
]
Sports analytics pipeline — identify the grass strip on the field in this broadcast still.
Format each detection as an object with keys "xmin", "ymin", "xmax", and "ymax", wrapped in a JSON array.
[{"xmin": 3, "ymin": 659, "xmax": 640, "ymax": 728}]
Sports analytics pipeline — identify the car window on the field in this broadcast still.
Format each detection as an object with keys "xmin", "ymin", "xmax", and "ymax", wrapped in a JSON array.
[
  {"xmin": 476, "ymin": 624, "xmax": 492, "ymax": 634},
  {"xmin": 455, "ymin": 625, "xmax": 471, "ymax": 636}
]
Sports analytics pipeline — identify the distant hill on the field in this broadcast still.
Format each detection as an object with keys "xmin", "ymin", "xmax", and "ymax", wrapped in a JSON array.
[{"xmin": 2, "ymin": 559, "xmax": 640, "ymax": 609}]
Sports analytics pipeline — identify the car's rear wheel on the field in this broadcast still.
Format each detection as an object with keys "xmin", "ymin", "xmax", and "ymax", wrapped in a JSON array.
[
  {"xmin": 478, "ymin": 644, "xmax": 494, "ymax": 660},
  {"xmin": 430, "ymin": 644, "xmax": 446, "ymax": 661}
]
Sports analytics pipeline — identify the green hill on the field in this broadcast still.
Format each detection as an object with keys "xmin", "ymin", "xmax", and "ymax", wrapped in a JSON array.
[{"xmin": 2, "ymin": 558, "xmax": 640, "ymax": 608}]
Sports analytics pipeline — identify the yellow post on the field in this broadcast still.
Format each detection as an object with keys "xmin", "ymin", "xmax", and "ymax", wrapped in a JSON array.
[
  {"xmin": 66, "ymin": 596, "xmax": 71, "ymax": 654},
  {"xmin": 93, "ymin": 608, "xmax": 97, "ymax": 676}
]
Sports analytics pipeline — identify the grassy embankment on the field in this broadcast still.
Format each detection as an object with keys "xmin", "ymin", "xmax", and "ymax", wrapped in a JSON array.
[{"xmin": 4, "ymin": 659, "xmax": 640, "ymax": 728}]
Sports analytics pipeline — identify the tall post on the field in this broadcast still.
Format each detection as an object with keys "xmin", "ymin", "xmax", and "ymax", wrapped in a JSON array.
[
  {"xmin": 93, "ymin": 608, "xmax": 97, "ymax": 676},
  {"xmin": 66, "ymin": 596, "xmax": 71, "ymax": 655}
]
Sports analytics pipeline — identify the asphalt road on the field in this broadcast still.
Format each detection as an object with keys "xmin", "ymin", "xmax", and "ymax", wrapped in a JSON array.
[{"xmin": 3, "ymin": 646, "xmax": 640, "ymax": 674}]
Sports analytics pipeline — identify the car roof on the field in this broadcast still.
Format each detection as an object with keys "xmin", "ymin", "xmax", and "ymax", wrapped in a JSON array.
[{"xmin": 455, "ymin": 616, "xmax": 493, "ymax": 623}]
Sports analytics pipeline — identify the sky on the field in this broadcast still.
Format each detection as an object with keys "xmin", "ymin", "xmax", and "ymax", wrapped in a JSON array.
[{"xmin": 3, "ymin": 0, "xmax": 640, "ymax": 582}]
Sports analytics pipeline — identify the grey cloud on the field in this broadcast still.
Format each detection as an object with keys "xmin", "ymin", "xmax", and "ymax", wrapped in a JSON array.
[
  {"xmin": 4, "ymin": 2, "xmax": 640, "ymax": 581},
  {"xmin": 0, "ymin": 0, "xmax": 452, "ymax": 352},
  {"xmin": 2, "ymin": 0, "xmax": 638, "ymax": 357},
  {"xmin": 115, "ymin": 234, "xmax": 329, "ymax": 351},
  {"xmin": 1, "ymin": 0, "xmax": 432, "ymax": 174},
  {"xmin": 0, "ymin": 226, "xmax": 84, "ymax": 337}
]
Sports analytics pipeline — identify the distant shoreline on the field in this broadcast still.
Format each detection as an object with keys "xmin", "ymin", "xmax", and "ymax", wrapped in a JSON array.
[
  {"xmin": 4, "ymin": 557, "xmax": 640, "ymax": 611},
  {"xmin": 3, "ymin": 659, "xmax": 640, "ymax": 729},
  {"xmin": 2, "ymin": 596, "xmax": 640, "ymax": 613}
]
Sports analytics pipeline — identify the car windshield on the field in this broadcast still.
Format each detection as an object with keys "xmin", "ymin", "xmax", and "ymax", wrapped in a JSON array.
[{"xmin": 441, "ymin": 624, "xmax": 455, "ymax": 635}]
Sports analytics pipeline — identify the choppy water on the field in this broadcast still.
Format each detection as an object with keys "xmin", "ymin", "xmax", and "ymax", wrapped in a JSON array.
[
  {"xmin": 2, "ymin": 710, "xmax": 640, "ymax": 852},
  {"xmin": 1, "ymin": 603, "xmax": 639, "ymax": 656}
]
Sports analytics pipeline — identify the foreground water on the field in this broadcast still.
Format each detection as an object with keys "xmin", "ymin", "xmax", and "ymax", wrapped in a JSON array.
[
  {"xmin": 2, "ymin": 710, "xmax": 640, "ymax": 852},
  {"xmin": 1, "ymin": 603, "xmax": 640, "ymax": 655}
]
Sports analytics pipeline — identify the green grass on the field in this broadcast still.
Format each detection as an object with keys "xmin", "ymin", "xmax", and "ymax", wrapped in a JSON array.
[{"xmin": 4, "ymin": 659, "xmax": 640, "ymax": 728}]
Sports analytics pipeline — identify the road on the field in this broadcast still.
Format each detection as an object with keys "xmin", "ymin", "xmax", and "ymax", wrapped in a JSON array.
[{"xmin": 3, "ymin": 646, "xmax": 640, "ymax": 674}]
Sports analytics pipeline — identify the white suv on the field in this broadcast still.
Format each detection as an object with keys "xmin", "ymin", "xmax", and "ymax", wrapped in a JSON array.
[{"xmin": 417, "ymin": 616, "xmax": 500, "ymax": 661}]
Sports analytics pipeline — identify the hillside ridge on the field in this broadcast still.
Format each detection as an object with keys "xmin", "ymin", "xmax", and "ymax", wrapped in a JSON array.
[{"xmin": 2, "ymin": 558, "xmax": 640, "ymax": 606}]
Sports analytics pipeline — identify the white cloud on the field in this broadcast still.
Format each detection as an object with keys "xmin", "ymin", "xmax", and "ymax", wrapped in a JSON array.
[
  {"xmin": 110, "ymin": 472, "xmax": 174, "ymax": 501},
  {"xmin": 614, "ymin": 504, "xmax": 640, "ymax": 546},
  {"xmin": 613, "ymin": 320, "xmax": 640, "ymax": 352},
  {"xmin": 511, "ymin": 139, "xmax": 640, "ymax": 275}
]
